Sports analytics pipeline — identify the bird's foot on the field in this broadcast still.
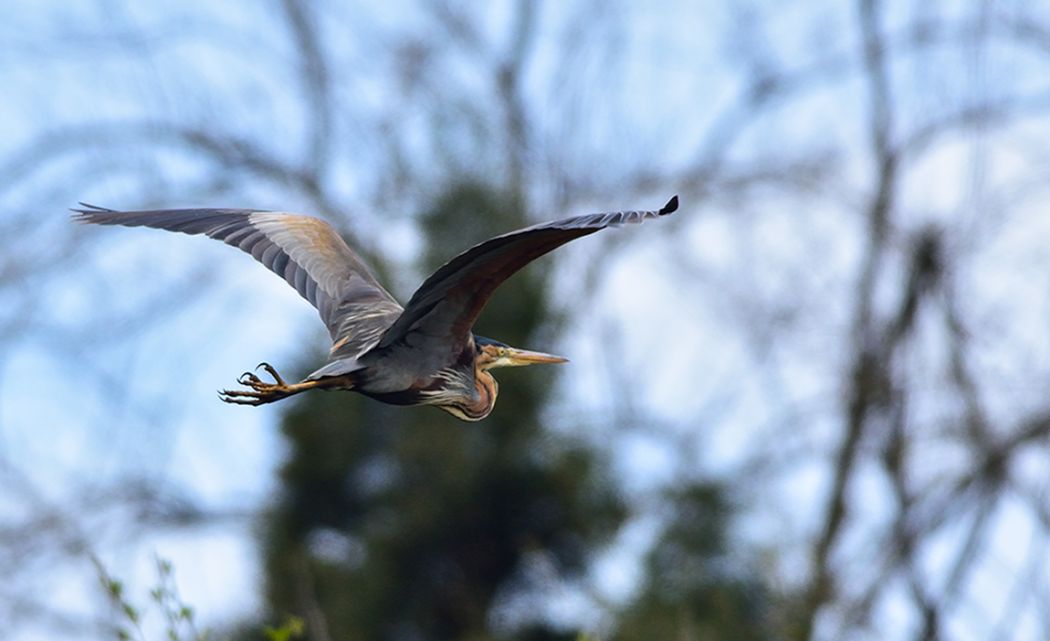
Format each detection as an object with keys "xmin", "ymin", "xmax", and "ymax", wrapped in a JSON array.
[{"xmin": 219, "ymin": 362, "xmax": 294, "ymax": 406}]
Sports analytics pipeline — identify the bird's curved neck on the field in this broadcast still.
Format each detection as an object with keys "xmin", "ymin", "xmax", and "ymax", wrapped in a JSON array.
[{"xmin": 441, "ymin": 369, "xmax": 498, "ymax": 422}]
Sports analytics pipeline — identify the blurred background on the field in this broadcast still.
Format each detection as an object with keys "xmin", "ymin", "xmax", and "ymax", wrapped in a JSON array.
[{"xmin": 3, "ymin": 1, "xmax": 1050, "ymax": 640}]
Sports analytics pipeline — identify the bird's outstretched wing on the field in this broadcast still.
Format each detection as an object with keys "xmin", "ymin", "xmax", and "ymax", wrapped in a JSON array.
[
  {"xmin": 375, "ymin": 196, "xmax": 678, "ymax": 353},
  {"xmin": 72, "ymin": 205, "xmax": 403, "ymax": 355}
]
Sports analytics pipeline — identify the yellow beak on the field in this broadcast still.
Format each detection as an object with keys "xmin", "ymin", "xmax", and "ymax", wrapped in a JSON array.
[{"xmin": 499, "ymin": 347, "xmax": 569, "ymax": 368}]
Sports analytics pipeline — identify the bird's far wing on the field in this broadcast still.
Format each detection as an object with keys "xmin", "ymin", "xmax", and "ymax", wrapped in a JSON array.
[
  {"xmin": 72, "ymin": 205, "xmax": 403, "ymax": 351},
  {"xmin": 374, "ymin": 196, "xmax": 678, "ymax": 354}
]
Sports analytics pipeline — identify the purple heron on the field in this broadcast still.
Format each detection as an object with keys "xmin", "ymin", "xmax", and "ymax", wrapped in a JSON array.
[{"xmin": 74, "ymin": 196, "xmax": 677, "ymax": 420}]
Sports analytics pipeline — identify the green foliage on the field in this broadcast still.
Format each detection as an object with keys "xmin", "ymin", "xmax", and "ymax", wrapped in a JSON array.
[
  {"xmin": 94, "ymin": 557, "xmax": 314, "ymax": 641},
  {"xmin": 92, "ymin": 555, "xmax": 207, "ymax": 641},
  {"xmin": 262, "ymin": 617, "xmax": 304, "ymax": 641}
]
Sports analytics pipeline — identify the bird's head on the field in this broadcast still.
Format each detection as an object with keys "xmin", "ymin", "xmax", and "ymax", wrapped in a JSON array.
[
  {"xmin": 435, "ymin": 336, "xmax": 568, "ymax": 421},
  {"xmin": 474, "ymin": 336, "xmax": 568, "ymax": 371}
]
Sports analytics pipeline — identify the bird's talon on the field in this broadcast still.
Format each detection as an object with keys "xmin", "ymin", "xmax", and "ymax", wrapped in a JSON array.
[
  {"xmin": 219, "ymin": 387, "xmax": 269, "ymax": 406},
  {"xmin": 256, "ymin": 362, "xmax": 286, "ymax": 385},
  {"xmin": 220, "ymin": 365, "xmax": 295, "ymax": 406}
]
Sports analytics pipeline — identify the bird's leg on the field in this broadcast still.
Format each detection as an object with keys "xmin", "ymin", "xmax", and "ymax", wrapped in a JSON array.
[{"xmin": 219, "ymin": 362, "xmax": 318, "ymax": 406}]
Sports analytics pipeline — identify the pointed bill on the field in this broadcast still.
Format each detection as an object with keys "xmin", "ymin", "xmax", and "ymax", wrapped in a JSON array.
[{"xmin": 504, "ymin": 347, "xmax": 569, "ymax": 366}]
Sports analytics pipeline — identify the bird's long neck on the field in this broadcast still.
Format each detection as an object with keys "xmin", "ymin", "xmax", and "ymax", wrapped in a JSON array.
[{"xmin": 439, "ymin": 369, "xmax": 498, "ymax": 422}]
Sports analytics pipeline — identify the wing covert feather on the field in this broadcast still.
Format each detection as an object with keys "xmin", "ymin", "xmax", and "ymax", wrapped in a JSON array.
[
  {"xmin": 376, "ymin": 196, "xmax": 678, "ymax": 353},
  {"xmin": 72, "ymin": 205, "xmax": 402, "ymax": 354}
]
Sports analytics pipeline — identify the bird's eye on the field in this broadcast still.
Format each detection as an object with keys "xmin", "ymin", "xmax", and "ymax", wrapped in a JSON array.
[{"xmin": 499, "ymin": 347, "xmax": 508, "ymax": 357}]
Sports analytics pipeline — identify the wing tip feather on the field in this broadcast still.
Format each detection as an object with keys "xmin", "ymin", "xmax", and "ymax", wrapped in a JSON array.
[
  {"xmin": 70, "ymin": 202, "xmax": 117, "ymax": 223},
  {"xmin": 659, "ymin": 195, "xmax": 679, "ymax": 216}
]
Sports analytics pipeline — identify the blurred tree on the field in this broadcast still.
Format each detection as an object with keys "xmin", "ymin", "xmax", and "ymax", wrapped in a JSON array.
[
  {"xmin": 615, "ymin": 483, "xmax": 780, "ymax": 641},
  {"xmin": 252, "ymin": 183, "xmax": 628, "ymax": 641}
]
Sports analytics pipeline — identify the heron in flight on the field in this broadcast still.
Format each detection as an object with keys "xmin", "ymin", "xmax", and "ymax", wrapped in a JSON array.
[{"xmin": 73, "ymin": 195, "xmax": 678, "ymax": 421}]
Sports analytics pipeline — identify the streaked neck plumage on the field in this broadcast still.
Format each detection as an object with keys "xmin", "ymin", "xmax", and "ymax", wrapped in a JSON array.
[{"xmin": 437, "ymin": 367, "xmax": 498, "ymax": 422}]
